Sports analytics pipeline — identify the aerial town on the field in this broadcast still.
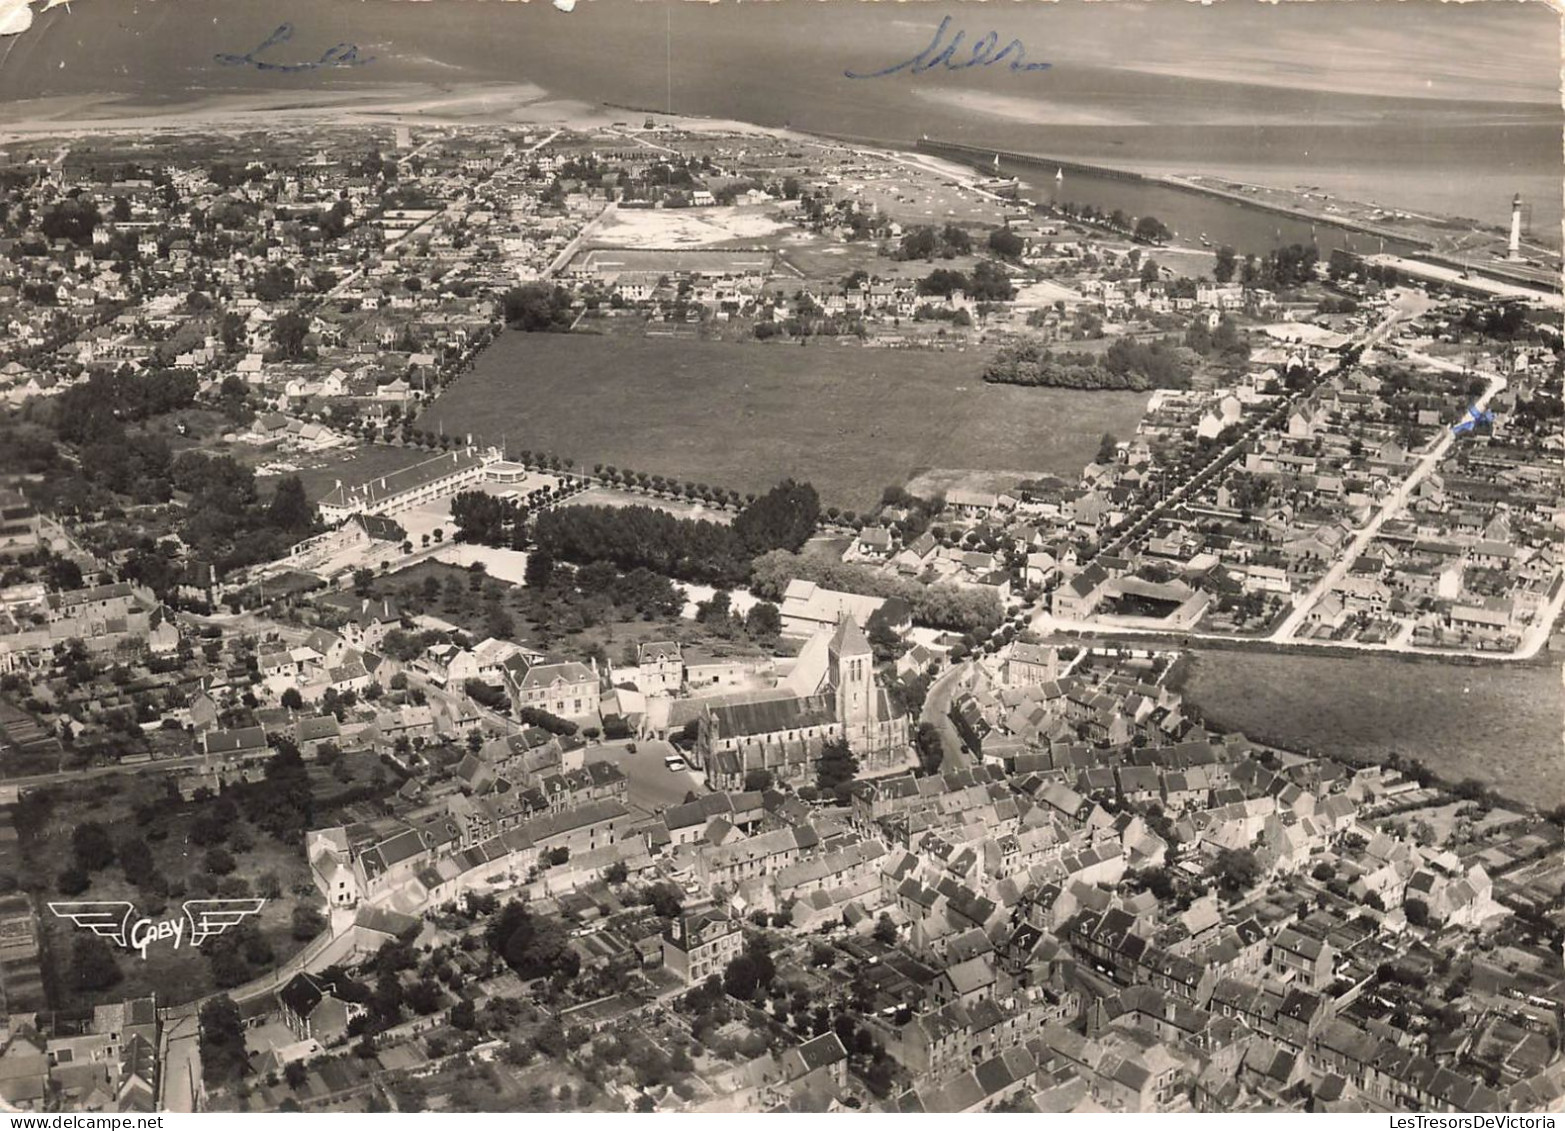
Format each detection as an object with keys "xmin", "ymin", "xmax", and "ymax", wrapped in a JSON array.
[{"xmin": 0, "ymin": 116, "xmax": 1560, "ymax": 1117}]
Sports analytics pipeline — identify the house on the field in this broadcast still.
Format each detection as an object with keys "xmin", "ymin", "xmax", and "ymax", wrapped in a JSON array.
[
  {"xmin": 294, "ymin": 714, "xmax": 342, "ymax": 758},
  {"xmin": 1053, "ymin": 563, "xmax": 1109, "ymax": 621},
  {"xmin": 779, "ymin": 579, "xmax": 887, "ymax": 638},
  {"xmin": 202, "ymin": 726, "xmax": 269, "ymax": 762},
  {"xmin": 1002, "ymin": 643, "xmax": 1058, "ymax": 687},
  {"xmin": 780, "ymin": 1032, "xmax": 850, "ymax": 1092},
  {"xmin": 503, "ymin": 657, "xmax": 601, "ymax": 720},
  {"xmin": 276, "ymin": 972, "xmax": 367, "ymax": 1044},
  {"xmin": 637, "ymin": 641, "xmax": 683, "ymax": 694},
  {"xmin": 662, "ymin": 909, "xmax": 743, "ymax": 984}
]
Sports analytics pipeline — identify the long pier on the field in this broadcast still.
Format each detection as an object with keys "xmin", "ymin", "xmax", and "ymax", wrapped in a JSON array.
[{"xmin": 915, "ymin": 138, "xmax": 1434, "ymax": 252}]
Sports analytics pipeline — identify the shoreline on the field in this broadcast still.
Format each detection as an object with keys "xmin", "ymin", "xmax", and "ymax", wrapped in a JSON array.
[
  {"xmin": 915, "ymin": 137, "xmax": 1434, "ymax": 251},
  {"xmin": 2, "ymin": 82, "xmax": 1548, "ymax": 285}
]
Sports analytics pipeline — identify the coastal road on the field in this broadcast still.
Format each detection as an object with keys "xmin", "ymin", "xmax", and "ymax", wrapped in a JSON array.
[{"xmin": 1273, "ymin": 351, "xmax": 1508, "ymax": 641}]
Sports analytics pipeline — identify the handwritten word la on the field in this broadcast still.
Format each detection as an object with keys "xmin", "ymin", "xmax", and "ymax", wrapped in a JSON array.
[
  {"xmin": 215, "ymin": 24, "xmax": 375, "ymax": 74},
  {"xmin": 845, "ymin": 16, "xmax": 1051, "ymax": 79}
]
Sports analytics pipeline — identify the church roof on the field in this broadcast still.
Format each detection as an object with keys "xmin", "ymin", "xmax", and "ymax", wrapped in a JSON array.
[{"xmin": 828, "ymin": 615, "xmax": 871, "ymax": 660}]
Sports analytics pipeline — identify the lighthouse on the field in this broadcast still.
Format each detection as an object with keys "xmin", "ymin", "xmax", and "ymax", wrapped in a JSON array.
[{"xmin": 1508, "ymin": 193, "xmax": 1523, "ymax": 260}]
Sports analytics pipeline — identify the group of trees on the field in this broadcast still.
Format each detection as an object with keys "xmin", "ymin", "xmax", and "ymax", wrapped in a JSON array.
[
  {"xmin": 169, "ymin": 452, "xmax": 318, "ymax": 572},
  {"xmin": 916, "ymin": 260, "xmax": 1015, "ymax": 303},
  {"xmin": 533, "ymin": 480, "xmax": 824, "ymax": 590},
  {"xmin": 199, "ymin": 995, "xmax": 249, "ymax": 1087},
  {"xmin": 485, "ymin": 900, "xmax": 580, "ymax": 982},
  {"xmin": 894, "ymin": 223, "xmax": 972, "ymax": 261},
  {"xmin": 750, "ymin": 548, "xmax": 1002, "ymax": 635},
  {"xmin": 502, "ymin": 283, "xmax": 575, "ymax": 332},
  {"xmin": 1183, "ymin": 317, "xmax": 1251, "ymax": 367},
  {"xmin": 450, "ymin": 490, "xmax": 529, "ymax": 549},
  {"xmin": 534, "ymin": 504, "xmax": 750, "ymax": 588},
  {"xmin": 40, "ymin": 194, "xmax": 100, "ymax": 245},
  {"xmin": 983, "ymin": 337, "xmax": 1192, "ymax": 391}
]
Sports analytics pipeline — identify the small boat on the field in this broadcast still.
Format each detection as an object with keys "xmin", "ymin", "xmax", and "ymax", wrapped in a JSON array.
[
  {"xmin": 1055, "ymin": 167, "xmax": 1063, "ymax": 183},
  {"xmin": 1199, "ymin": 233, "xmax": 1212, "ymax": 248}
]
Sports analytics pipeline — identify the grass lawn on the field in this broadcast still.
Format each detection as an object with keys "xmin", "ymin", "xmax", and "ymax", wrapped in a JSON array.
[
  {"xmin": 427, "ymin": 334, "xmax": 1150, "ymax": 511},
  {"xmin": 1182, "ymin": 649, "xmax": 1565, "ymax": 808},
  {"xmin": 25, "ymin": 779, "xmax": 323, "ymax": 1010}
]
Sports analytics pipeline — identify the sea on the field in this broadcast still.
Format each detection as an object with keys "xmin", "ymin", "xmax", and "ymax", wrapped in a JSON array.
[{"xmin": 0, "ymin": 0, "xmax": 1559, "ymax": 258}]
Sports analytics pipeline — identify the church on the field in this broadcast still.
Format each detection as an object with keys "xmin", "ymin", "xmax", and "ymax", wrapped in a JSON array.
[{"xmin": 691, "ymin": 617, "xmax": 911, "ymax": 791}]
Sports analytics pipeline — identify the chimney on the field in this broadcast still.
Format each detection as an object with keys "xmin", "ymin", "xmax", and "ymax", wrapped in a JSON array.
[{"xmin": 1509, "ymin": 193, "xmax": 1524, "ymax": 260}]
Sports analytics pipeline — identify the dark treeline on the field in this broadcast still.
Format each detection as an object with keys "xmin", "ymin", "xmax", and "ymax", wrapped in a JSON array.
[
  {"xmin": 532, "ymin": 480, "xmax": 821, "ymax": 589},
  {"xmin": 534, "ymin": 505, "xmax": 750, "ymax": 587},
  {"xmin": 983, "ymin": 337, "xmax": 1192, "ymax": 391}
]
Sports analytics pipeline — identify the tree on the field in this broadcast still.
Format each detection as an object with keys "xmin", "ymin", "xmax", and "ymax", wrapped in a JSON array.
[
  {"xmin": 732, "ymin": 480, "xmax": 820, "ymax": 556},
  {"xmin": 914, "ymin": 722, "xmax": 945, "ymax": 776},
  {"xmin": 281, "ymin": 687, "xmax": 304, "ymax": 711},
  {"xmin": 1213, "ymin": 244, "xmax": 1238, "ymax": 284},
  {"xmin": 722, "ymin": 950, "xmax": 775, "ymax": 1001},
  {"xmin": 501, "ymin": 282, "xmax": 574, "ymax": 332},
  {"xmin": 743, "ymin": 769, "xmax": 775, "ymax": 792},
  {"xmin": 988, "ymin": 226, "xmax": 1025, "ymax": 259},
  {"xmin": 292, "ymin": 904, "xmax": 326, "ymax": 941},
  {"xmin": 524, "ymin": 547, "xmax": 554, "ymax": 589},
  {"xmin": 267, "ymin": 476, "xmax": 314, "ymax": 532},
  {"xmin": 284, "ymin": 1061, "xmax": 308, "ymax": 1089},
  {"xmin": 271, "ymin": 309, "xmax": 310, "ymax": 360},
  {"xmin": 119, "ymin": 836, "xmax": 157, "ymax": 888},
  {"xmin": 485, "ymin": 900, "xmax": 579, "ymax": 980},
  {"xmin": 645, "ymin": 883, "xmax": 684, "ymax": 920},
  {"xmin": 73, "ymin": 822, "xmax": 116, "ymax": 872},
  {"xmin": 206, "ymin": 846, "xmax": 237, "ymax": 876},
  {"xmin": 744, "ymin": 601, "xmax": 782, "ymax": 639},
  {"xmin": 352, "ymin": 568, "xmax": 375, "ymax": 596},
  {"xmin": 816, "ymin": 738, "xmax": 858, "ymax": 795},
  {"xmin": 57, "ymin": 866, "xmax": 90, "ymax": 895},
  {"xmin": 1133, "ymin": 215, "xmax": 1171, "ymax": 244},
  {"xmin": 872, "ymin": 914, "xmax": 898, "ymax": 946},
  {"xmin": 864, "ymin": 606, "xmax": 903, "ymax": 662},
  {"xmin": 71, "ymin": 935, "xmax": 123, "ymax": 992},
  {"xmin": 1209, "ymin": 848, "xmax": 1261, "ymax": 895},
  {"xmin": 1097, "ymin": 432, "xmax": 1118, "ymax": 463},
  {"xmin": 199, "ymin": 995, "xmax": 248, "ymax": 1087}
]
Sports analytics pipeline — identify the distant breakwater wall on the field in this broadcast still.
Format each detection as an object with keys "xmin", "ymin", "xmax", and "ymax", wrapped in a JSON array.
[{"xmin": 916, "ymin": 138, "xmax": 1435, "ymax": 252}]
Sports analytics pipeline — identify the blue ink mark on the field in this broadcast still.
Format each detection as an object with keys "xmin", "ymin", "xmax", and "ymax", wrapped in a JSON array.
[
  {"xmin": 215, "ymin": 24, "xmax": 375, "ymax": 73},
  {"xmin": 845, "ymin": 16, "xmax": 1050, "ymax": 79},
  {"xmin": 1451, "ymin": 405, "xmax": 1493, "ymax": 436}
]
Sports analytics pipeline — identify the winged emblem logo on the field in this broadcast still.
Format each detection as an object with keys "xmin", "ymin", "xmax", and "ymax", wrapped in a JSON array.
[{"xmin": 48, "ymin": 899, "xmax": 267, "ymax": 959}]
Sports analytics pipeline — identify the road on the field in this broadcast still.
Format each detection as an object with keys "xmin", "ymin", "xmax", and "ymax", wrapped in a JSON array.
[
  {"xmin": 920, "ymin": 662, "xmax": 975, "ymax": 772},
  {"xmin": 1102, "ymin": 298, "xmax": 1411, "ymax": 560},
  {"xmin": 543, "ymin": 202, "xmax": 615, "ymax": 281},
  {"xmin": 1273, "ymin": 350, "xmax": 1508, "ymax": 641},
  {"xmin": 322, "ymin": 128, "xmax": 563, "ymax": 304}
]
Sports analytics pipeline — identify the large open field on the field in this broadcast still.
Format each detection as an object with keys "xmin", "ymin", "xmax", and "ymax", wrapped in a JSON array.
[
  {"xmin": 1182, "ymin": 649, "xmax": 1565, "ymax": 809},
  {"xmin": 426, "ymin": 334, "xmax": 1150, "ymax": 510}
]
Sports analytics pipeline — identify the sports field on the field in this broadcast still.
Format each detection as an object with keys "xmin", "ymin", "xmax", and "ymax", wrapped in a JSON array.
[{"xmin": 425, "ymin": 333, "xmax": 1149, "ymax": 510}]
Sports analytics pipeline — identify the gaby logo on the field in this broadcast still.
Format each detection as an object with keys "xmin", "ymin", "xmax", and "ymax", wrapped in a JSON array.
[{"xmin": 49, "ymin": 900, "xmax": 267, "ymax": 960}]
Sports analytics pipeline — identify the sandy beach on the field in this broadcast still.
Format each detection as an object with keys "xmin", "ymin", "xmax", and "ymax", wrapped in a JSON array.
[{"xmin": 0, "ymin": 81, "xmax": 831, "ymax": 144}]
